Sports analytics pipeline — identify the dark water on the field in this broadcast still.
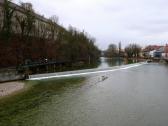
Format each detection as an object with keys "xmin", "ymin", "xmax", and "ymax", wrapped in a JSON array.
[{"xmin": 1, "ymin": 60, "xmax": 168, "ymax": 126}]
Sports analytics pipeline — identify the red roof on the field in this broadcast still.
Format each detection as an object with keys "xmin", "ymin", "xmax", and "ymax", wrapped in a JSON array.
[
  {"xmin": 143, "ymin": 45, "xmax": 163, "ymax": 52},
  {"xmin": 165, "ymin": 44, "xmax": 168, "ymax": 53}
]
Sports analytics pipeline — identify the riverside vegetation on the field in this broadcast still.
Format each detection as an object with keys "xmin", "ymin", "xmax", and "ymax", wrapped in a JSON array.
[
  {"xmin": 0, "ymin": 77, "xmax": 85, "ymax": 126},
  {"xmin": 0, "ymin": 0, "xmax": 100, "ymax": 69}
]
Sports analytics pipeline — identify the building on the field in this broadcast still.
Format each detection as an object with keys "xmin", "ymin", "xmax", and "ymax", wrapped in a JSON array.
[
  {"xmin": 143, "ymin": 44, "xmax": 168, "ymax": 59},
  {"xmin": 0, "ymin": 0, "xmax": 59, "ymax": 39},
  {"xmin": 162, "ymin": 44, "xmax": 168, "ymax": 59},
  {"xmin": 148, "ymin": 50, "xmax": 162, "ymax": 58},
  {"xmin": 143, "ymin": 45, "xmax": 163, "ymax": 58}
]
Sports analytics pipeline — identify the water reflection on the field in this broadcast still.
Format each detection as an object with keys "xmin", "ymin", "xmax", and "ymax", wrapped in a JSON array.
[{"xmin": 98, "ymin": 57, "xmax": 140, "ymax": 68}]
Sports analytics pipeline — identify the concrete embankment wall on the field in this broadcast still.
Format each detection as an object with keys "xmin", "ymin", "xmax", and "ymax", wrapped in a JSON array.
[{"xmin": 0, "ymin": 69, "xmax": 25, "ymax": 82}]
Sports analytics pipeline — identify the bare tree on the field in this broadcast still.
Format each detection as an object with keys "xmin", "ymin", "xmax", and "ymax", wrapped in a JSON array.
[
  {"xmin": 15, "ymin": 14, "xmax": 26, "ymax": 38},
  {"xmin": 50, "ymin": 15, "xmax": 59, "ymax": 24},
  {"xmin": 1, "ymin": 0, "xmax": 15, "ymax": 40},
  {"xmin": 39, "ymin": 22, "xmax": 48, "ymax": 39},
  {"xmin": 20, "ymin": 2, "xmax": 35, "ymax": 37},
  {"xmin": 105, "ymin": 44, "xmax": 118, "ymax": 57},
  {"xmin": 49, "ymin": 15, "xmax": 59, "ymax": 40},
  {"xmin": 125, "ymin": 44, "xmax": 141, "ymax": 58}
]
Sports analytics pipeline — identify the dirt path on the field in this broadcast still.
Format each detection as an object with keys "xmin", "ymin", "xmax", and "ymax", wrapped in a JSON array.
[{"xmin": 0, "ymin": 82, "xmax": 24, "ymax": 97}]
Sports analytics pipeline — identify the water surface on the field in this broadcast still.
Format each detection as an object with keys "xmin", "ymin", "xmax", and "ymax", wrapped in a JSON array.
[
  {"xmin": 98, "ymin": 57, "xmax": 140, "ymax": 68},
  {"xmin": 0, "ymin": 61, "xmax": 168, "ymax": 126},
  {"xmin": 35, "ymin": 63, "xmax": 168, "ymax": 126}
]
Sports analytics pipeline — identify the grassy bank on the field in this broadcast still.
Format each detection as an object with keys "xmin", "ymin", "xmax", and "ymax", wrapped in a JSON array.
[{"xmin": 0, "ymin": 77, "xmax": 85, "ymax": 126}]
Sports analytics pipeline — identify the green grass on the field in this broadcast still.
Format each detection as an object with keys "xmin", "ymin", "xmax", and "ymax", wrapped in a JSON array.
[{"xmin": 0, "ymin": 77, "xmax": 85, "ymax": 126}]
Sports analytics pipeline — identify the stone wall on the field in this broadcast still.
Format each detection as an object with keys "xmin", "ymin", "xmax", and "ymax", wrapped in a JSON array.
[{"xmin": 0, "ymin": 68, "xmax": 25, "ymax": 82}]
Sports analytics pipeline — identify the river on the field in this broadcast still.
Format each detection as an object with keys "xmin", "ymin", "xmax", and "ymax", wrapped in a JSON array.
[{"xmin": 0, "ymin": 58, "xmax": 168, "ymax": 126}]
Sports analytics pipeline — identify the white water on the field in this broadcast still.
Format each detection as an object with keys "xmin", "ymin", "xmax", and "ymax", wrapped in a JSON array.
[{"xmin": 28, "ymin": 62, "xmax": 147, "ymax": 81}]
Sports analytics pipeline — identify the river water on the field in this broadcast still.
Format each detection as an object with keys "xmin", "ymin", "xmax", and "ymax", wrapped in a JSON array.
[
  {"xmin": 98, "ymin": 57, "xmax": 139, "ymax": 68},
  {"xmin": 1, "ymin": 58, "xmax": 168, "ymax": 126}
]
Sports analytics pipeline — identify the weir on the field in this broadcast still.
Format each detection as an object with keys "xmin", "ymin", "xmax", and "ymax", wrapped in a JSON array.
[{"xmin": 28, "ymin": 62, "xmax": 147, "ymax": 80}]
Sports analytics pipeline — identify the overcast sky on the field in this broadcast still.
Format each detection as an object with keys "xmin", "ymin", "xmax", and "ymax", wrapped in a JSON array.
[{"xmin": 13, "ymin": 0, "xmax": 168, "ymax": 50}]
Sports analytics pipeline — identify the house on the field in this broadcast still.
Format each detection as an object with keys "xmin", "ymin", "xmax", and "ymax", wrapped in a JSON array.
[
  {"xmin": 162, "ymin": 44, "xmax": 168, "ymax": 59},
  {"xmin": 147, "ymin": 44, "xmax": 168, "ymax": 59},
  {"xmin": 149, "ymin": 50, "xmax": 162, "ymax": 58},
  {"xmin": 143, "ymin": 45, "xmax": 163, "ymax": 58}
]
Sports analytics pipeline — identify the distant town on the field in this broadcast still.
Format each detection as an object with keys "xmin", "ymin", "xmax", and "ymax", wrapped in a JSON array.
[{"xmin": 103, "ymin": 43, "xmax": 168, "ymax": 61}]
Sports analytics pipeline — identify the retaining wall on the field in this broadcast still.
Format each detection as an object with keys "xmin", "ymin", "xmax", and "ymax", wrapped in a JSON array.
[{"xmin": 0, "ymin": 69, "xmax": 25, "ymax": 82}]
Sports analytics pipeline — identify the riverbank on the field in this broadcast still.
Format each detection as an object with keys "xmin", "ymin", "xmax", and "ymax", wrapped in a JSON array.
[
  {"xmin": 0, "ymin": 77, "xmax": 85, "ymax": 126},
  {"xmin": 0, "ymin": 68, "xmax": 25, "ymax": 83},
  {"xmin": 0, "ymin": 81, "xmax": 25, "ymax": 97}
]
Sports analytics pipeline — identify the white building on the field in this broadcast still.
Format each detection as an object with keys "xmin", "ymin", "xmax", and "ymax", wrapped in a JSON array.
[{"xmin": 149, "ymin": 50, "xmax": 156, "ymax": 58}]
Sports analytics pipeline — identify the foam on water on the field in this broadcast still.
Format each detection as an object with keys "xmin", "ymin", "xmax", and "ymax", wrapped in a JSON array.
[{"xmin": 28, "ymin": 62, "xmax": 147, "ymax": 80}]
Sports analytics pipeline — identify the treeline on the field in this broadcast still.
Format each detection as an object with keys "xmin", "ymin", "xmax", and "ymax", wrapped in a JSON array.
[
  {"xmin": 124, "ymin": 44, "xmax": 141, "ymax": 58},
  {"xmin": 104, "ymin": 43, "xmax": 141, "ymax": 58},
  {"xmin": 104, "ymin": 43, "xmax": 123, "ymax": 57},
  {"xmin": 0, "ymin": 0, "xmax": 100, "ymax": 68}
]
